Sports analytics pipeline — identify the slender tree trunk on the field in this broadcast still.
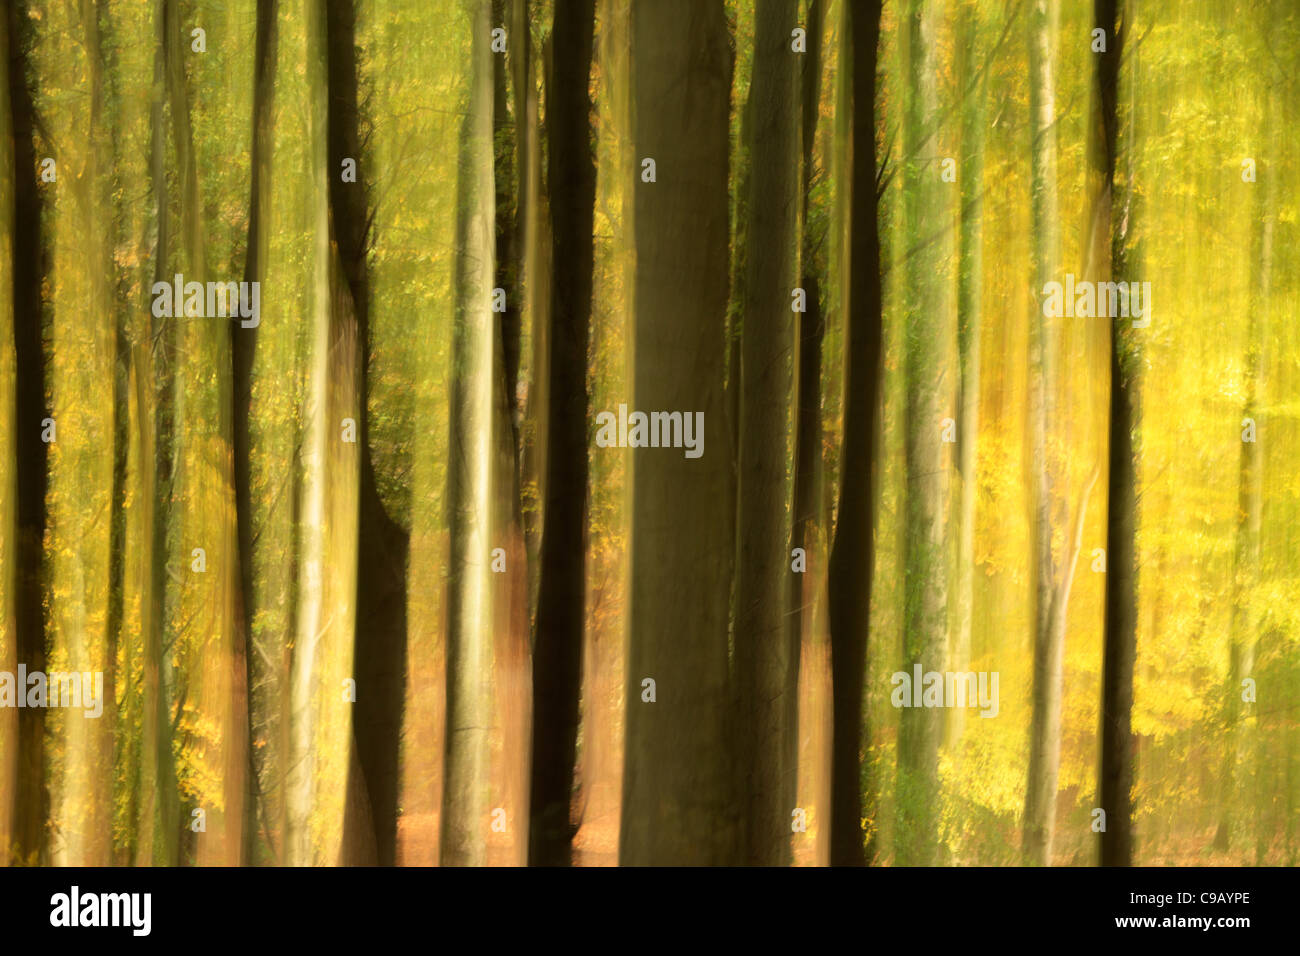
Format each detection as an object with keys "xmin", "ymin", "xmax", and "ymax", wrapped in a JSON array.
[
  {"xmin": 0, "ymin": 0, "xmax": 17, "ymax": 863},
  {"xmin": 734, "ymin": 0, "xmax": 799, "ymax": 866},
  {"xmin": 442, "ymin": 0, "xmax": 496, "ymax": 867},
  {"xmin": 528, "ymin": 0, "xmax": 595, "ymax": 867},
  {"xmin": 1023, "ymin": 0, "xmax": 1065, "ymax": 867},
  {"xmin": 286, "ymin": 0, "xmax": 333, "ymax": 866},
  {"xmin": 489, "ymin": 0, "xmax": 531, "ymax": 867},
  {"xmin": 1093, "ymin": 0, "xmax": 1139, "ymax": 868},
  {"xmin": 514, "ymin": 0, "xmax": 546, "ymax": 596},
  {"xmin": 1217, "ymin": 100, "xmax": 1274, "ymax": 857},
  {"xmin": 101, "ymin": 0, "xmax": 131, "ymax": 869},
  {"xmin": 7, "ymin": 0, "xmax": 49, "ymax": 867},
  {"xmin": 896, "ymin": 0, "xmax": 954, "ymax": 867},
  {"xmin": 948, "ymin": 0, "xmax": 985, "ymax": 752},
  {"xmin": 523, "ymin": 11, "xmax": 553, "ymax": 599},
  {"xmin": 827, "ymin": 0, "xmax": 883, "ymax": 868},
  {"xmin": 619, "ymin": 0, "xmax": 735, "ymax": 866},
  {"xmin": 55, "ymin": 0, "xmax": 116, "ymax": 867},
  {"xmin": 141, "ymin": 0, "xmax": 181, "ymax": 866},
  {"xmin": 788, "ymin": 0, "xmax": 827, "ymax": 865},
  {"xmin": 236, "ymin": 0, "xmax": 278, "ymax": 867}
]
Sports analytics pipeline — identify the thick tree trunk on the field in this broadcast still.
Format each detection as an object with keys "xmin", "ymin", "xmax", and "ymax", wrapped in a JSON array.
[
  {"xmin": 619, "ymin": 0, "xmax": 735, "ymax": 866},
  {"xmin": 442, "ymin": 0, "xmax": 496, "ymax": 867},
  {"xmin": 827, "ymin": 0, "xmax": 883, "ymax": 868},
  {"xmin": 528, "ymin": 0, "xmax": 595, "ymax": 868},
  {"xmin": 735, "ymin": 0, "xmax": 799, "ymax": 866},
  {"xmin": 326, "ymin": 0, "xmax": 411, "ymax": 869}
]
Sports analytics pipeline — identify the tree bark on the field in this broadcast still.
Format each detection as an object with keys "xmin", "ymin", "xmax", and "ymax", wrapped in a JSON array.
[
  {"xmin": 948, "ymin": 0, "xmax": 985, "ymax": 753},
  {"xmin": 236, "ymin": 0, "xmax": 278, "ymax": 867},
  {"xmin": 1217, "ymin": 97, "xmax": 1275, "ymax": 857},
  {"xmin": 324, "ymin": 0, "xmax": 412, "ymax": 869},
  {"xmin": 827, "ymin": 0, "xmax": 883, "ymax": 868},
  {"xmin": 1093, "ymin": 0, "xmax": 1139, "ymax": 868},
  {"xmin": 735, "ymin": 0, "xmax": 799, "ymax": 866},
  {"xmin": 140, "ymin": 0, "xmax": 181, "ymax": 867},
  {"xmin": 528, "ymin": 0, "xmax": 595, "ymax": 867},
  {"xmin": 285, "ymin": 0, "xmax": 333, "ymax": 867},
  {"xmin": 619, "ymin": 0, "xmax": 735, "ymax": 866},
  {"xmin": 7, "ymin": 0, "xmax": 49, "ymax": 867},
  {"xmin": 442, "ymin": 0, "xmax": 496, "ymax": 867},
  {"xmin": 0, "ymin": 0, "xmax": 18, "ymax": 863},
  {"xmin": 789, "ymin": 0, "xmax": 825, "ymax": 782},
  {"xmin": 1023, "ymin": 0, "xmax": 1068, "ymax": 867},
  {"xmin": 489, "ymin": 0, "xmax": 531, "ymax": 868},
  {"xmin": 896, "ymin": 0, "xmax": 954, "ymax": 867}
]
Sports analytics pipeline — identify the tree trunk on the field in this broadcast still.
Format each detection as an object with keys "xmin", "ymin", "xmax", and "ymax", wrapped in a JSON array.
[
  {"xmin": 7, "ymin": 0, "xmax": 49, "ymax": 867},
  {"xmin": 286, "ymin": 0, "xmax": 333, "ymax": 866},
  {"xmin": 141, "ymin": 0, "xmax": 180, "ymax": 867},
  {"xmin": 896, "ymin": 0, "xmax": 954, "ymax": 867},
  {"xmin": 1093, "ymin": 0, "xmax": 1139, "ymax": 868},
  {"xmin": 948, "ymin": 0, "xmax": 985, "ymax": 753},
  {"xmin": 326, "ymin": 0, "xmax": 411, "ymax": 869},
  {"xmin": 236, "ymin": 0, "xmax": 278, "ymax": 867},
  {"xmin": 514, "ymin": 0, "xmax": 546, "ymax": 594},
  {"xmin": 1217, "ymin": 98, "xmax": 1275, "ymax": 857},
  {"xmin": 489, "ymin": 0, "xmax": 531, "ymax": 867},
  {"xmin": 0, "ymin": 0, "xmax": 17, "ymax": 863},
  {"xmin": 734, "ymin": 0, "xmax": 799, "ymax": 866},
  {"xmin": 528, "ymin": 0, "xmax": 595, "ymax": 867},
  {"xmin": 788, "ymin": 0, "xmax": 827, "ymax": 867},
  {"xmin": 442, "ymin": 0, "xmax": 496, "ymax": 867},
  {"xmin": 1023, "ymin": 0, "xmax": 1066, "ymax": 867},
  {"xmin": 619, "ymin": 0, "xmax": 735, "ymax": 866},
  {"xmin": 827, "ymin": 0, "xmax": 883, "ymax": 868}
]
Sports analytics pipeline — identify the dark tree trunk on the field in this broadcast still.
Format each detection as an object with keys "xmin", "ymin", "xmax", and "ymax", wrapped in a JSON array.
[
  {"xmin": 493, "ymin": 0, "xmax": 524, "ymax": 469},
  {"xmin": 8, "ymin": 0, "xmax": 49, "ymax": 866},
  {"xmin": 327, "ymin": 0, "xmax": 410, "ymax": 868},
  {"xmin": 146, "ymin": 0, "xmax": 183, "ymax": 866},
  {"xmin": 236, "ymin": 0, "xmax": 278, "ymax": 866},
  {"xmin": 103, "ymin": 3, "xmax": 130, "ymax": 860},
  {"xmin": 1094, "ymin": 0, "xmax": 1138, "ymax": 868},
  {"xmin": 528, "ymin": 0, "xmax": 595, "ymax": 867},
  {"xmin": 788, "ymin": 0, "xmax": 825, "ymax": 827},
  {"xmin": 827, "ymin": 0, "xmax": 883, "ymax": 868}
]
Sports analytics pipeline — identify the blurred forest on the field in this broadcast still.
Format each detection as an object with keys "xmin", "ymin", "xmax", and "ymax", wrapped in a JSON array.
[{"xmin": 0, "ymin": 0, "xmax": 1298, "ymax": 867}]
